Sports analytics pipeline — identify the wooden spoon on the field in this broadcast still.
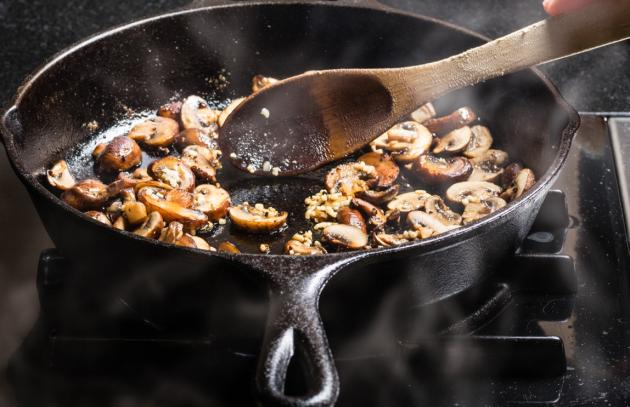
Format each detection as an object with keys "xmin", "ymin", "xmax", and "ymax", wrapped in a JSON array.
[{"xmin": 219, "ymin": 0, "xmax": 630, "ymax": 176}]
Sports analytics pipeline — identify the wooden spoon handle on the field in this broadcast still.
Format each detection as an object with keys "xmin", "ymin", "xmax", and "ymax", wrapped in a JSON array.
[{"xmin": 402, "ymin": 0, "xmax": 630, "ymax": 104}]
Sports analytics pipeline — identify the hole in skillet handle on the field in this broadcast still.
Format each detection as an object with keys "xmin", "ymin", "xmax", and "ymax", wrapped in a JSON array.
[{"xmin": 1, "ymin": 106, "xmax": 23, "ymax": 149}]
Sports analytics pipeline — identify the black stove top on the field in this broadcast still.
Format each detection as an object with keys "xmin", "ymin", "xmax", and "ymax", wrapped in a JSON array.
[{"xmin": 5, "ymin": 116, "xmax": 630, "ymax": 405}]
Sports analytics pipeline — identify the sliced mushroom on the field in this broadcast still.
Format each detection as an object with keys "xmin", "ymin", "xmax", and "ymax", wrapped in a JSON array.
[
  {"xmin": 47, "ymin": 160, "xmax": 76, "ymax": 191},
  {"xmin": 159, "ymin": 221, "xmax": 185, "ymax": 244},
  {"xmin": 92, "ymin": 143, "xmax": 107, "ymax": 160},
  {"xmin": 252, "ymin": 75, "xmax": 279, "ymax": 93},
  {"xmin": 446, "ymin": 181, "xmax": 502, "ymax": 205},
  {"xmin": 218, "ymin": 97, "xmax": 245, "ymax": 127},
  {"xmin": 387, "ymin": 190, "xmax": 432, "ymax": 213},
  {"xmin": 98, "ymin": 136, "xmax": 142, "ymax": 172},
  {"xmin": 106, "ymin": 169, "xmax": 154, "ymax": 197},
  {"xmin": 85, "ymin": 211, "xmax": 112, "ymax": 226},
  {"xmin": 433, "ymin": 126, "xmax": 472, "ymax": 154},
  {"xmin": 137, "ymin": 186, "xmax": 208, "ymax": 228},
  {"xmin": 374, "ymin": 232, "xmax": 410, "ymax": 247},
  {"xmin": 407, "ymin": 211, "xmax": 459, "ymax": 238},
  {"xmin": 410, "ymin": 102, "xmax": 436, "ymax": 124},
  {"xmin": 112, "ymin": 216, "xmax": 127, "ymax": 230},
  {"xmin": 462, "ymin": 197, "xmax": 507, "ymax": 224},
  {"xmin": 412, "ymin": 155, "xmax": 472, "ymax": 185},
  {"xmin": 285, "ymin": 240, "xmax": 326, "ymax": 256},
  {"xmin": 62, "ymin": 179, "xmax": 109, "ymax": 210},
  {"xmin": 501, "ymin": 168, "xmax": 536, "ymax": 202},
  {"xmin": 324, "ymin": 162, "xmax": 378, "ymax": 196},
  {"xmin": 229, "ymin": 203, "xmax": 288, "ymax": 233},
  {"xmin": 175, "ymin": 128, "xmax": 219, "ymax": 150},
  {"xmin": 157, "ymin": 101, "xmax": 182, "ymax": 121},
  {"xmin": 351, "ymin": 198, "xmax": 387, "ymax": 230},
  {"xmin": 165, "ymin": 189, "xmax": 194, "ymax": 208},
  {"xmin": 322, "ymin": 224, "xmax": 368, "ymax": 250},
  {"xmin": 181, "ymin": 95, "xmax": 220, "ymax": 130},
  {"xmin": 218, "ymin": 241, "xmax": 241, "ymax": 254},
  {"xmin": 123, "ymin": 201, "xmax": 148, "ymax": 225},
  {"xmin": 181, "ymin": 145, "xmax": 222, "ymax": 183},
  {"xmin": 128, "ymin": 116, "xmax": 179, "ymax": 148},
  {"xmin": 371, "ymin": 121, "xmax": 433, "ymax": 162},
  {"xmin": 134, "ymin": 211, "xmax": 165, "ymax": 239},
  {"xmin": 424, "ymin": 195, "xmax": 462, "ymax": 226},
  {"xmin": 193, "ymin": 184, "xmax": 231, "ymax": 221},
  {"xmin": 356, "ymin": 185, "xmax": 400, "ymax": 206},
  {"xmin": 468, "ymin": 149, "xmax": 509, "ymax": 182},
  {"xmin": 463, "ymin": 125, "xmax": 493, "ymax": 158},
  {"xmin": 186, "ymin": 235, "xmax": 213, "ymax": 251},
  {"xmin": 423, "ymin": 107, "xmax": 477, "ymax": 135},
  {"xmin": 337, "ymin": 207, "xmax": 367, "ymax": 234},
  {"xmin": 148, "ymin": 156, "xmax": 196, "ymax": 191},
  {"xmin": 358, "ymin": 152, "xmax": 399, "ymax": 188},
  {"xmin": 500, "ymin": 163, "xmax": 523, "ymax": 189}
]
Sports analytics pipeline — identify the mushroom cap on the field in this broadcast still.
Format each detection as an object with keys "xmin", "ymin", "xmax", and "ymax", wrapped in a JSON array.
[
  {"xmin": 407, "ymin": 211, "xmax": 460, "ymax": 235},
  {"xmin": 322, "ymin": 224, "xmax": 368, "ymax": 250},
  {"xmin": 228, "ymin": 203, "xmax": 288, "ymax": 233},
  {"xmin": 324, "ymin": 162, "xmax": 378, "ymax": 196},
  {"xmin": 62, "ymin": 179, "xmax": 109, "ymax": 210},
  {"xmin": 181, "ymin": 95, "xmax": 220, "ymax": 130},
  {"xmin": 148, "ymin": 156, "xmax": 196, "ymax": 192},
  {"xmin": 387, "ymin": 190, "xmax": 431, "ymax": 213},
  {"xmin": 446, "ymin": 181, "xmax": 502, "ymax": 204},
  {"xmin": 464, "ymin": 125, "xmax": 493, "ymax": 158},
  {"xmin": 193, "ymin": 184, "xmax": 231, "ymax": 221},
  {"xmin": 134, "ymin": 211, "xmax": 165, "ymax": 239},
  {"xmin": 501, "ymin": 168, "xmax": 536, "ymax": 201},
  {"xmin": 157, "ymin": 101, "xmax": 182, "ymax": 121},
  {"xmin": 468, "ymin": 149, "xmax": 509, "ymax": 183},
  {"xmin": 137, "ymin": 186, "xmax": 208, "ymax": 227},
  {"xmin": 98, "ymin": 136, "xmax": 142, "ymax": 172},
  {"xmin": 424, "ymin": 195, "xmax": 462, "ymax": 226},
  {"xmin": 433, "ymin": 126, "xmax": 472, "ymax": 154},
  {"xmin": 351, "ymin": 198, "xmax": 387, "ymax": 230},
  {"xmin": 358, "ymin": 152, "xmax": 400, "ymax": 188},
  {"xmin": 356, "ymin": 184, "xmax": 400, "ymax": 205},
  {"xmin": 47, "ymin": 160, "xmax": 76, "ymax": 191},
  {"xmin": 462, "ymin": 197, "xmax": 507, "ymax": 224},
  {"xmin": 424, "ymin": 106, "xmax": 477, "ymax": 135},
  {"xmin": 175, "ymin": 128, "xmax": 218, "ymax": 150},
  {"xmin": 412, "ymin": 155, "xmax": 473, "ymax": 185},
  {"xmin": 337, "ymin": 207, "xmax": 367, "ymax": 234},
  {"xmin": 181, "ymin": 145, "xmax": 221, "ymax": 183},
  {"xmin": 128, "ymin": 116, "xmax": 179, "ymax": 148}
]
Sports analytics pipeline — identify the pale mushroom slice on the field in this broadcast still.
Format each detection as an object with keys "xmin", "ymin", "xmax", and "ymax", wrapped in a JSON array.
[
  {"xmin": 181, "ymin": 95, "xmax": 220, "ymax": 131},
  {"xmin": 47, "ymin": 160, "xmax": 76, "ymax": 191},
  {"xmin": 181, "ymin": 145, "xmax": 222, "ymax": 183},
  {"xmin": 468, "ymin": 149, "xmax": 509, "ymax": 183},
  {"xmin": 462, "ymin": 197, "xmax": 507, "ymax": 224},
  {"xmin": 433, "ymin": 126, "xmax": 472, "ymax": 155},
  {"xmin": 410, "ymin": 102, "xmax": 436, "ymax": 124},
  {"xmin": 322, "ymin": 224, "xmax": 368, "ymax": 250},
  {"xmin": 446, "ymin": 181, "xmax": 502, "ymax": 205},
  {"xmin": 218, "ymin": 97, "xmax": 245, "ymax": 127},
  {"xmin": 324, "ymin": 162, "xmax": 378, "ymax": 196},
  {"xmin": 424, "ymin": 106, "xmax": 477, "ymax": 135},
  {"xmin": 337, "ymin": 207, "xmax": 367, "ymax": 234},
  {"xmin": 193, "ymin": 184, "xmax": 231, "ymax": 221},
  {"xmin": 424, "ymin": 196, "xmax": 462, "ymax": 226},
  {"xmin": 157, "ymin": 101, "xmax": 182, "ymax": 121},
  {"xmin": 464, "ymin": 125, "xmax": 494, "ymax": 158},
  {"xmin": 148, "ymin": 156, "xmax": 196, "ymax": 192},
  {"xmin": 62, "ymin": 179, "xmax": 109, "ymax": 210},
  {"xmin": 407, "ymin": 211, "xmax": 460, "ymax": 238},
  {"xmin": 98, "ymin": 136, "xmax": 142, "ymax": 172},
  {"xmin": 85, "ymin": 211, "xmax": 112, "ymax": 226},
  {"xmin": 134, "ymin": 211, "xmax": 165, "ymax": 239},
  {"xmin": 252, "ymin": 75, "xmax": 279, "ymax": 93},
  {"xmin": 128, "ymin": 116, "xmax": 179, "ymax": 148},
  {"xmin": 412, "ymin": 155, "xmax": 472, "ymax": 185},
  {"xmin": 387, "ymin": 190, "xmax": 432, "ymax": 213},
  {"xmin": 371, "ymin": 121, "xmax": 433, "ymax": 163},
  {"xmin": 137, "ymin": 186, "xmax": 208, "ymax": 228},
  {"xmin": 229, "ymin": 203, "xmax": 288, "ymax": 233},
  {"xmin": 501, "ymin": 168, "xmax": 536, "ymax": 202},
  {"xmin": 358, "ymin": 152, "xmax": 400, "ymax": 188}
]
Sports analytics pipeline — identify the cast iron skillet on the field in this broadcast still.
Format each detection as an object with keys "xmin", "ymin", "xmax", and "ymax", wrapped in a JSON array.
[{"xmin": 1, "ymin": 0, "xmax": 578, "ymax": 405}]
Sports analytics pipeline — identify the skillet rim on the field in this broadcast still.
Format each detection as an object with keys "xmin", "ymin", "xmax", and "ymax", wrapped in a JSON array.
[{"xmin": 0, "ymin": 1, "xmax": 580, "ymax": 265}]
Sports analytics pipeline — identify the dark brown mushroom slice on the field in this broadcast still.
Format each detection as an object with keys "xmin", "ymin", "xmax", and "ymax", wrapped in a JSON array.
[
  {"xmin": 464, "ymin": 125, "xmax": 494, "ymax": 158},
  {"xmin": 501, "ymin": 168, "xmax": 536, "ymax": 202},
  {"xmin": 181, "ymin": 95, "xmax": 220, "ymax": 130},
  {"xmin": 229, "ymin": 203, "xmax": 288, "ymax": 233},
  {"xmin": 322, "ymin": 224, "xmax": 368, "ymax": 250},
  {"xmin": 128, "ymin": 116, "xmax": 179, "ymax": 148},
  {"xmin": 358, "ymin": 152, "xmax": 400, "ymax": 188},
  {"xmin": 284, "ymin": 240, "xmax": 327, "ymax": 256},
  {"xmin": 356, "ymin": 185, "xmax": 400, "ymax": 206},
  {"xmin": 424, "ymin": 195, "xmax": 462, "ymax": 226},
  {"xmin": 134, "ymin": 211, "xmax": 165, "ymax": 239},
  {"xmin": 412, "ymin": 155, "xmax": 473, "ymax": 185},
  {"xmin": 62, "ymin": 179, "xmax": 109, "ymax": 210},
  {"xmin": 218, "ymin": 97, "xmax": 245, "ymax": 127},
  {"xmin": 98, "ymin": 136, "xmax": 142, "ymax": 172},
  {"xmin": 85, "ymin": 211, "xmax": 112, "ymax": 226},
  {"xmin": 462, "ymin": 197, "xmax": 507, "ymax": 224},
  {"xmin": 47, "ymin": 160, "xmax": 76, "ymax": 191},
  {"xmin": 432, "ymin": 126, "xmax": 472, "ymax": 154},
  {"xmin": 468, "ymin": 149, "xmax": 509, "ymax": 182},
  {"xmin": 137, "ymin": 186, "xmax": 208, "ymax": 228},
  {"xmin": 446, "ymin": 181, "xmax": 502, "ymax": 205},
  {"xmin": 500, "ymin": 163, "xmax": 524, "ymax": 189},
  {"xmin": 410, "ymin": 102, "xmax": 436, "ymax": 124},
  {"xmin": 423, "ymin": 107, "xmax": 478, "ymax": 135},
  {"xmin": 193, "ymin": 184, "xmax": 231, "ymax": 221},
  {"xmin": 148, "ymin": 156, "xmax": 196, "ymax": 192},
  {"xmin": 387, "ymin": 190, "xmax": 432, "ymax": 213},
  {"xmin": 175, "ymin": 128, "xmax": 219, "ymax": 150},
  {"xmin": 218, "ymin": 241, "xmax": 241, "ymax": 254},
  {"xmin": 252, "ymin": 75, "xmax": 279, "ymax": 93},
  {"xmin": 324, "ymin": 162, "xmax": 378, "ymax": 196},
  {"xmin": 337, "ymin": 207, "xmax": 367, "ymax": 234},
  {"xmin": 351, "ymin": 198, "xmax": 387, "ymax": 230},
  {"xmin": 180, "ymin": 145, "xmax": 220, "ymax": 183},
  {"xmin": 157, "ymin": 101, "xmax": 182, "ymax": 121}
]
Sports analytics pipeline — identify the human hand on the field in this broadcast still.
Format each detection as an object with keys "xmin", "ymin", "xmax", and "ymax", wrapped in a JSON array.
[{"xmin": 543, "ymin": 0, "xmax": 599, "ymax": 16}]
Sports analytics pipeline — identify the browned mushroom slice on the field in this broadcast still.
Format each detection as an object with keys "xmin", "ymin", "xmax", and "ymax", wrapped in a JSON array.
[
  {"xmin": 159, "ymin": 221, "xmax": 185, "ymax": 244},
  {"xmin": 322, "ymin": 224, "xmax": 368, "ymax": 250},
  {"xmin": 112, "ymin": 216, "xmax": 127, "ymax": 230},
  {"xmin": 165, "ymin": 189, "xmax": 194, "ymax": 208},
  {"xmin": 85, "ymin": 211, "xmax": 112, "ymax": 226},
  {"xmin": 412, "ymin": 155, "xmax": 473, "ymax": 185},
  {"xmin": 446, "ymin": 181, "xmax": 502, "ymax": 205},
  {"xmin": 218, "ymin": 97, "xmax": 245, "ymax": 127},
  {"xmin": 433, "ymin": 126, "xmax": 472, "ymax": 154},
  {"xmin": 134, "ymin": 211, "xmax": 165, "ymax": 239},
  {"xmin": 123, "ymin": 201, "xmax": 148, "ymax": 225},
  {"xmin": 407, "ymin": 211, "xmax": 460, "ymax": 238},
  {"xmin": 356, "ymin": 185, "xmax": 400, "ymax": 206},
  {"xmin": 468, "ymin": 149, "xmax": 509, "ymax": 182},
  {"xmin": 229, "ymin": 203, "xmax": 288, "ymax": 233},
  {"xmin": 410, "ymin": 102, "xmax": 436, "ymax": 124},
  {"xmin": 175, "ymin": 128, "xmax": 219, "ymax": 150},
  {"xmin": 218, "ymin": 241, "xmax": 241, "ymax": 254},
  {"xmin": 358, "ymin": 152, "xmax": 400, "ymax": 188},
  {"xmin": 424, "ymin": 196, "xmax": 462, "ymax": 226},
  {"xmin": 462, "ymin": 197, "xmax": 507, "ymax": 224},
  {"xmin": 371, "ymin": 121, "xmax": 433, "ymax": 163},
  {"xmin": 252, "ymin": 75, "xmax": 279, "ymax": 93},
  {"xmin": 285, "ymin": 240, "xmax": 327, "ymax": 256},
  {"xmin": 387, "ymin": 190, "xmax": 432, "ymax": 213},
  {"xmin": 106, "ymin": 169, "xmax": 154, "ymax": 197},
  {"xmin": 500, "ymin": 163, "xmax": 523, "ymax": 189},
  {"xmin": 181, "ymin": 145, "xmax": 222, "ymax": 183},
  {"xmin": 181, "ymin": 95, "xmax": 220, "ymax": 131},
  {"xmin": 351, "ymin": 198, "xmax": 387, "ymax": 230},
  {"xmin": 324, "ymin": 162, "xmax": 378, "ymax": 196},
  {"xmin": 137, "ymin": 186, "xmax": 208, "ymax": 228},
  {"xmin": 62, "ymin": 179, "xmax": 109, "ymax": 210},
  {"xmin": 92, "ymin": 143, "xmax": 107, "ymax": 160},
  {"xmin": 374, "ymin": 230, "xmax": 422, "ymax": 247},
  {"xmin": 98, "ymin": 136, "xmax": 142, "ymax": 172},
  {"xmin": 157, "ymin": 101, "xmax": 182, "ymax": 121},
  {"xmin": 337, "ymin": 207, "xmax": 367, "ymax": 234},
  {"xmin": 423, "ymin": 107, "xmax": 477, "ymax": 135},
  {"xmin": 186, "ymin": 235, "xmax": 214, "ymax": 251},
  {"xmin": 193, "ymin": 184, "xmax": 231, "ymax": 221},
  {"xmin": 501, "ymin": 168, "xmax": 536, "ymax": 202},
  {"xmin": 128, "ymin": 116, "xmax": 179, "ymax": 148},
  {"xmin": 464, "ymin": 125, "xmax": 493, "ymax": 158},
  {"xmin": 47, "ymin": 160, "xmax": 76, "ymax": 191},
  {"xmin": 148, "ymin": 156, "xmax": 196, "ymax": 191}
]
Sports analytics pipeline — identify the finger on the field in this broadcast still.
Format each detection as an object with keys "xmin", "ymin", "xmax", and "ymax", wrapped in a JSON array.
[{"xmin": 543, "ymin": 0, "xmax": 597, "ymax": 16}]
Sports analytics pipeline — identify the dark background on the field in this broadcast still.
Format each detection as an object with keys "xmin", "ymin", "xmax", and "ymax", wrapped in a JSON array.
[{"xmin": 0, "ymin": 0, "xmax": 628, "ymax": 405}]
